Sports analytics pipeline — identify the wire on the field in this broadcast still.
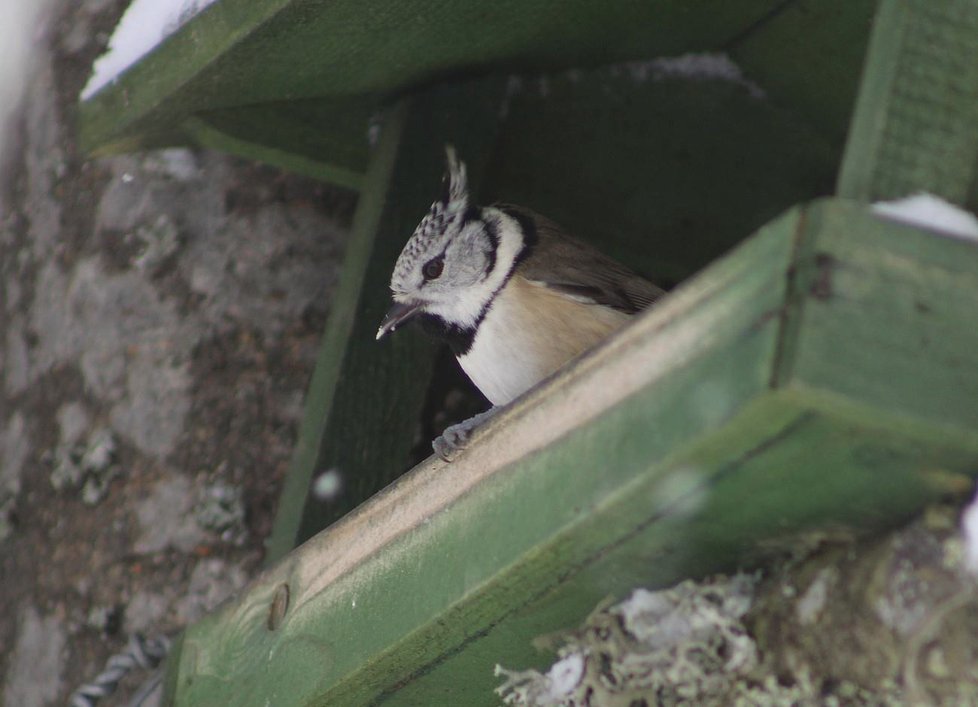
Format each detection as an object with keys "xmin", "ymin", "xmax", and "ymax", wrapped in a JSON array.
[{"xmin": 68, "ymin": 634, "xmax": 170, "ymax": 707}]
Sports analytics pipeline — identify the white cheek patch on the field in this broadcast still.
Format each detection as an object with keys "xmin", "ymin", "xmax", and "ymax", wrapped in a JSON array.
[
  {"xmin": 425, "ymin": 289, "xmax": 490, "ymax": 327},
  {"xmin": 387, "ymin": 207, "xmax": 525, "ymax": 330},
  {"xmin": 430, "ymin": 209, "xmax": 524, "ymax": 329}
]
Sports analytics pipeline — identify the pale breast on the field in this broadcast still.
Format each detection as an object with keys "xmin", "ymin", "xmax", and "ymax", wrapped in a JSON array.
[{"xmin": 457, "ymin": 276, "xmax": 631, "ymax": 405}]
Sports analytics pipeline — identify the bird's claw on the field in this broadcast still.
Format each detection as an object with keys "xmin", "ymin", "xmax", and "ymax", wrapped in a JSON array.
[{"xmin": 432, "ymin": 407, "xmax": 497, "ymax": 462}]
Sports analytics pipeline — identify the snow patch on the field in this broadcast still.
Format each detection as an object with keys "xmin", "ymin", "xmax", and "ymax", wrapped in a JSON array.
[
  {"xmin": 499, "ymin": 52, "xmax": 763, "ymax": 119},
  {"xmin": 624, "ymin": 53, "xmax": 765, "ymax": 97},
  {"xmin": 872, "ymin": 193, "xmax": 978, "ymax": 241},
  {"xmin": 312, "ymin": 468, "xmax": 344, "ymax": 501},
  {"xmin": 81, "ymin": 0, "xmax": 219, "ymax": 100}
]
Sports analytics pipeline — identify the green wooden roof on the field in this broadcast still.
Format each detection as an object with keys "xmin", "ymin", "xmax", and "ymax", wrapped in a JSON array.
[{"xmin": 79, "ymin": 0, "xmax": 878, "ymax": 187}]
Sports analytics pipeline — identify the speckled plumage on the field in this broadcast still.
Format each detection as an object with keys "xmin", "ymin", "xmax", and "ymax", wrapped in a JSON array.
[{"xmin": 389, "ymin": 147, "xmax": 473, "ymax": 299}]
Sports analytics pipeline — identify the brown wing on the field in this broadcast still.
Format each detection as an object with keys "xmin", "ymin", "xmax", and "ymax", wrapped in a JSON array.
[{"xmin": 497, "ymin": 204, "xmax": 665, "ymax": 314}]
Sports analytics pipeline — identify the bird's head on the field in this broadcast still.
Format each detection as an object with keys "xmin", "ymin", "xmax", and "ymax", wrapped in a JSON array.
[{"xmin": 377, "ymin": 146, "xmax": 503, "ymax": 339}]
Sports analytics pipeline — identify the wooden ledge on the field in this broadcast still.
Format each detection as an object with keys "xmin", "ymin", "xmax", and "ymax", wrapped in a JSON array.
[{"xmin": 165, "ymin": 199, "xmax": 978, "ymax": 705}]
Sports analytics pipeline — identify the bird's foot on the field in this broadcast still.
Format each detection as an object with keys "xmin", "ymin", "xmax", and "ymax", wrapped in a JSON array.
[{"xmin": 433, "ymin": 407, "xmax": 498, "ymax": 462}]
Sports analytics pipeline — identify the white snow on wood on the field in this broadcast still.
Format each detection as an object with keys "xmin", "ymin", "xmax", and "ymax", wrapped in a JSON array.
[
  {"xmin": 498, "ymin": 53, "xmax": 763, "ymax": 119},
  {"xmin": 622, "ymin": 53, "xmax": 765, "ymax": 97},
  {"xmin": 80, "ymin": 0, "xmax": 219, "ymax": 100},
  {"xmin": 871, "ymin": 193, "xmax": 978, "ymax": 241}
]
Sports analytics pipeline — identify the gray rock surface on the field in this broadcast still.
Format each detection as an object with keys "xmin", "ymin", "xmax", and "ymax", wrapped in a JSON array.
[
  {"xmin": 3, "ymin": 607, "xmax": 66, "ymax": 707},
  {"xmin": 0, "ymin": 1, "xmax": 355, "ymax": 703}
]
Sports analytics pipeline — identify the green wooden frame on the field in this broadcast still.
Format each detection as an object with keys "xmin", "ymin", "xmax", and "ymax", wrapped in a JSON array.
[
  {"xmin": 79, "ymin": 0, "xmax": 878, "ymax": 187},
  {"xmin": 75, "ymin": 0, "xmax": 978, "ymax": 703},
  {"xmin": 164, "ymin": 199, "xmax": 978, "ymax": 705}
]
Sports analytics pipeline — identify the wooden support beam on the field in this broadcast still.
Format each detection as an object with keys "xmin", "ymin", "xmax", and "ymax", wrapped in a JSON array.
[
  {"xmin": 183, "ymin": 94, "xmax": 375, "ymax": 190},
  {"xmin": 163, "ymin": 200, "xmax": 978, "ymax": 706},
  {"xmin": 265, "ymin": 79, "xmax": 505, "ymax": 563},
  {"xmin": 837, "ymin": 0, "xmax": 978, "ymax": 207},
  {"xmin": 182, "ymin": 114, "xmax": 365, "ymax": 191},
  {"xmin": 79, "ymin": 0, "xmax": 790, "ymax": 156}
]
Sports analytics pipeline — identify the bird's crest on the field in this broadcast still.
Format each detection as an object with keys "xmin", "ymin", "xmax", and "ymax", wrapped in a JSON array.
[
  {"xmin": 441, "ymin": 145, "xmax": 468, "ymax": 208},
  {"xmin": 390, "ymin": 146, "xmax": 470, "ymax": 292}
]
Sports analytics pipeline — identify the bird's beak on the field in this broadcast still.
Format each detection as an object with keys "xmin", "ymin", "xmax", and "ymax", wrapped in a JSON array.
[{"xmin": 376, "ymin": 300, "xmax": 423, "ymax": 340}]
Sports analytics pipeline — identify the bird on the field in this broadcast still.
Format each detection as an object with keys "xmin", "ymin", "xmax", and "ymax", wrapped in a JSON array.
[{"xmin": 376, "ymin": 146, "xmax": 665, "ymax": 459}]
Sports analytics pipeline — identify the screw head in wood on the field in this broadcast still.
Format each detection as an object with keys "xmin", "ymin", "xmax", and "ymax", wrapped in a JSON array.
[{"xmin": 267, "ymin": 582, "xmax": 290, "ymax": 631}]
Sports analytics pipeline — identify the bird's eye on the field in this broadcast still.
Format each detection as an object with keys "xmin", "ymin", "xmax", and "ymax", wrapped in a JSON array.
[{"xmin": 422, "ymin": 256, "xmax": 444, "ymax": 281}]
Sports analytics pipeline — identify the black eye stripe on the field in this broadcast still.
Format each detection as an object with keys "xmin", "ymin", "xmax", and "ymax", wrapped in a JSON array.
[{"xmin": 482, "ymin": 218, "xmax": 497, "ymax": 275}]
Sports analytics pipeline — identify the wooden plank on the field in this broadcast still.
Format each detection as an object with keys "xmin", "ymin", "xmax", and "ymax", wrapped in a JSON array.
[
  {"xmin": 182, "ymin": 115, "xmax": 365, "ymax": 191},
  {"xmin": 183, "ymin": 94, "xmax": 375, "ymax": 190},
  {"xmin": 163, "ymin": 200, "xmax": 978, "ymax": 705},
  {"xmin": 837, "ymin": 0, "xmax": 978, "ymax": 206},
  {"xmin": 79, "ymin": 0, "xmax": 789, "ymax": 155},
  {"xmin": 780, "ymin": 200, "xmax": 978, "ymax": 435},
  {"xmin": 165, "ymin": 200, "xmax": 796, "ymax": 706},
  {"xmin": 392, "ymin": 396, "xmax": 976, "ymax": 706},
  {"xmin": 727, "ymin": 0, "xmax": 878, "ymax": 146},
  {"xmin": 264, "ymin": 77, "xmax": 506, "ymax": 563},
  {"xmin": 77, "ymin": 0, "xmax": 880, "ymax": 209}
]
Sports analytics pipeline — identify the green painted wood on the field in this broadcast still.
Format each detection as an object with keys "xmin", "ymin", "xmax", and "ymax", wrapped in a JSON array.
[
  {"xmin": 164, "ymin": 200, "xmax": 978, "ymax": 705},
  {"xmin": 183, "ymin": 115, "xmax": 365, "ymax": 190},
  {"xmin": 183, "ymin": 94, "xmax": 374, "ymax": 189},
  {"xmin": 837, "ymin": 0, "xmax": 978, "ymax": 207},
  {"xmin": 392, "ymin": 396, "xmax": 976, "ymax": 706},
  {"xmin": 79, "ymin": 0, "xmax": 785, "ymax": 154},
  {"xmin": 77, "ymin": 0, "xmax": 881, "ymax": 191},
  {"xmin": 483, "ymin": 63, "xmax": 838, "ymax": 284},
  {"xmin": 727, "ymin": 0, "xmax": 878, "ymax": 145},
  {"xmin": 264, "ymin": 78, "xmax": 506, "ymax": 564},
  {"xmin": 781, "ymin": 202, "xmax": 978, "ymax": 432}
]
